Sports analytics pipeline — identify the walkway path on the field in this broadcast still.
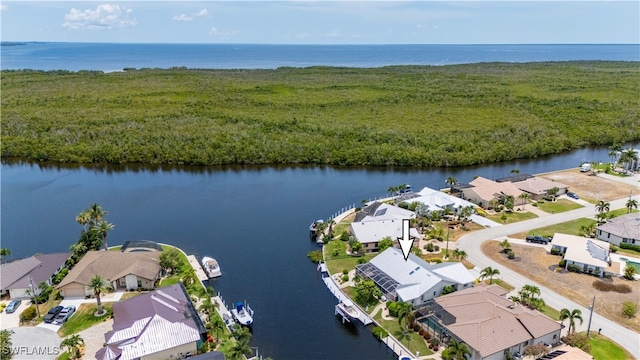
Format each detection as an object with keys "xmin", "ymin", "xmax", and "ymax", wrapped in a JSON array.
[{"xmin": 457, "ymin": 196, "xmax": 640, "ymax": 359}]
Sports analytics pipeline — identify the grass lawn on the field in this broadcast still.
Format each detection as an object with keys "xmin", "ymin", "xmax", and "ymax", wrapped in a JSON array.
[
  {"xmin": 486, "ymin": 210, "xmax": 538, "ymax": 224},
  {"xmin": 537, "ymin": 199, "xmax": 583, "ymax": 214},
  {"xmin": 511, "ymin": 218, "xmax": 596, "ymax": 239},
  {"xmin": 58, "ymin": 303, "xmax": 113, "ymax": 337},
  {"xmin": 108, "ymin": 245, "xmax": 122, "ymax": 251},
  {"xmin": 373, "ymin": 312, "xmax": 433, "ymax": 356},
  {"xmin": 539, "ymin": 304, "xmax": 561, "ymax": 321},
  {"xmin": 324, "ymin": 240, "xmax": 349, "ymax": 261},
  {"xmin": 609, "ymin": 208, "xmax": 638, "ymax": 218},
  {"xmin": 586, "ymin": 333, "xmax": 633, "ymax": 360},
  {"xmin": 482, "ymin": 279, "xmax": 515, "ymax": 291},
  {"xmin": 159, "ymin": 274, "xmax": 182, "ymax": 287},
  {"xmin": 325, "ymin": 254, "xmax": 376, "ymax": 275},
  {"xmin": 119, "ymin": 291, "xmax": 145, "ymax": 301}
]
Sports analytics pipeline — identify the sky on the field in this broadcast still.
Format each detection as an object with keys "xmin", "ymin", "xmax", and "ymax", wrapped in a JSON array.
[{"xmin": 1, "ymin": 1, "xmax": 638, "ymax": 44}]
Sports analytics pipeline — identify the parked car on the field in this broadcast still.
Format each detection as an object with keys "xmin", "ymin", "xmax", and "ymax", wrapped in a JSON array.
[
  {"xmin": 53, "ymin": 305, "xmax": 76, "ymax": 325},
  {"xmin": 5, "ymin": 300, "xmax": 22, "ymax": 314},
  {"xmin": 43, "ymin": 305, "xmax": 64, "ymax": 323},
  {"xmin": 526, "ymin": 235, "xmax": 549, "ymax": 244},
  {"xmin": 567, "ymin": 191, "xmax": 579, "ymax": 199}
]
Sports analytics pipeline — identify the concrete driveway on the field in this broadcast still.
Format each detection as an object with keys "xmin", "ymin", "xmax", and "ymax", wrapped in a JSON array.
[
  {"xmin": 6, "ymin": 327, "xmax": 61, "ymax": 360},
  {"xmin": 0, "ymin": 303, "xmax": 24, "ymax": 329}
]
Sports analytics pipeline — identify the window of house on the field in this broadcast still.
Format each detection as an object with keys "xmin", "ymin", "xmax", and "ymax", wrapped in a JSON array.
[{"xmin": 137, "ymin": 280, "xmax": 142, "ymax": 288}]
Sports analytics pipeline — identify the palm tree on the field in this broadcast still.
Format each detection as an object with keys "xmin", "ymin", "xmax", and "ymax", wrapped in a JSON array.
[
  {"xmin": 60, "ymin": 334, "xmax": 84, "ymax": 359},
  {"xmin": 619, "ymin": 148, "xmax": 639, "ymax": 171},
  {"xmin": 595, "ymin": 200, "xmax": 610, "ymax": 214},
  {"xmin": 75, "ymin": 210, "xmax": 91, "ymax": 232},
  {"xmin": 608, "ymin": 143, "xmax": 622, "ymax": 165},
  {"xmin": 452, "ymin": 249, "xmax": 468, "ymax": 261},
  {"xmin": 480, "ymin": 266, "xmax": 500, "ymax": 284},
  {"xmin": 232, "ymin": 324, "xmax": 252, "ymax": 343},
  {"xmin": 91, "ymin": 220, "xmax": 115, "ymax": 251},
  {"xmin": 580, "ymin": 223, "xmax": 596, "ymax": 238},
  {"xmin": 444, "ymin": 339, "xmax": 472, "ymax": 360},
  {"xmin": 499, "ymin": 239, "xmax": 511, "ymax": 253},
  {"xmin": 88, "ymin": 203, "xmax": 108, "ymax": 226},
  {"xmin": 181, "ymin": 267, "xmax": 198, "ymax": 287},
  {"xmin": 86, "ymin": 275, "xmax": 110, "ymax": 315},
  {"xmin": 0, "ymin": 248, "xmax": 10, "ymax": 261},
  {"xmin": 396, "ymin": 302, "xmax": 414, "ymax": 331},
  {"xmin": 210, "ymin": 316, "xmax": 225, "ymax": 343},
  {"xmin": 445, "ymin": 176, "xmax": 458, "ymax": 193},
  {"xmin": 563, "ymin": 309, "xmax": 583, "ymax": 334},
  {"xmin": 510, "ymin": 168, "xmax": 520, "ymax": 175},
  {"xmin": 227, "ymin": 337, "xmax": 252, "ymax": 360},
  {"xmin": 559, "ymin": 308, "xmax": 571, "ymax": 329},
  {"xmin": 626, "ymin": 198, "xmax": 638, "ymax": 214},
  {"xmin": 518, "ymin": 193, "xmax": 530, "ymax": 210}
]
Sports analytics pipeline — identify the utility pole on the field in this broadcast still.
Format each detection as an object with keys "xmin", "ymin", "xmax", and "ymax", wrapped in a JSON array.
[{"xmin": 586, "ymin": 296, "xmax": 595, "ymax": 337}]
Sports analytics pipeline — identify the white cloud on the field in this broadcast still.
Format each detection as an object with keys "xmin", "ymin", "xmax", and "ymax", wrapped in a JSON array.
[
  {"xmin": 62, "ymin": 4, "xmax": 137, "ymax": 30},
  {"xmin": 325, "ymin": 30, "xmax": 341, "ymax": 37},
  {"xmin": 209, "ymin": 27, "xmax": 238, "ymax": 38},
  {"xmin": 1, "ymin": 4, "xmax": 8, "ymax": 11},
  {"xmin": 174, "ymin": 8, "xmax": 209, "ymax": 22}
]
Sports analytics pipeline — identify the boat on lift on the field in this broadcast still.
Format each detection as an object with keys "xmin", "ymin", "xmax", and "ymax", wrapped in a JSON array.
[
  {"xmin": 230, "ymin": 301, "xmax": 254, "ymax": 326},
  {"xmin": 201, "ymin": 256, "xmax": 222, "ymax": 278}
]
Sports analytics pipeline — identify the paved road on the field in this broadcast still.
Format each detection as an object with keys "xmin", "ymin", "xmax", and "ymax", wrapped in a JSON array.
[{"xmin": 457, "ymin": 197, "xmax": 640, "ymax": 359}]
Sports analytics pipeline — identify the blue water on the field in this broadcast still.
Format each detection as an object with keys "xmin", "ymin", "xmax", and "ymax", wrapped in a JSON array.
[{"xmin": 1, "ymin": 43, "xmax": 638, "ymax": 71}]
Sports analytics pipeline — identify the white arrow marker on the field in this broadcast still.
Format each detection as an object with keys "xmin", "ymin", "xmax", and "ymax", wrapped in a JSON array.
[{"xmin": 399, "ymin": 219, "xmax": 414, "ymax": 261}]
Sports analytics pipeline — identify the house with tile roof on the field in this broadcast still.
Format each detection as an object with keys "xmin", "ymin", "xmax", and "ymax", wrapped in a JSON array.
[
  {"xmin": 349, "ymin": 219, "xmax": 422, "ymax": 253},
  {"xmin": 423, "ymin": 284, "xmax": 561, "ymax": 360},
  {"xmin": 512, "ymin": 177, "xmax": 569, "ymax": 201},
  {"xmin": 355, "ymin": 248, "xmax": 474, "ymax": 306},
  {"xmin": 461, "ymin": 177, "xmax": 525, "ymax": 209},
  {"xmin": 596, "ymin": 212, "xmax": 640, "ymax": 246},
  {"xmin": 552, "ymin": 233, "xmax": 612, "ymax": 277},
  {"xmin": 0, "ymin": 253, "xmax": 69, "ymax": 299},
  {"xmin": 57, "ymin": 250, "xmax": 162, "ymax": 297},
  {"xmin": 96, "ymin": 283, "xmax": 207, "ymax": 360}
]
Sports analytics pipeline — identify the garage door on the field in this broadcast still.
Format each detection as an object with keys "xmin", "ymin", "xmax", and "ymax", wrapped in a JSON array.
[{"xmin": 60, "ymin": 284, "xmax": 86, "ymax": 298}]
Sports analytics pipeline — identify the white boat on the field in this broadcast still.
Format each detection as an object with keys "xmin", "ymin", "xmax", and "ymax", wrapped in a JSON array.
[
  {"xmin": 202, "ymin": 256, "xmax": 222, "ymax": 278},
  {"xmin": 309, "ymin": 219, "xmax": 324, "ymax": 233},
  {"xmin": 336, "ymin": 299, "xmax": 360, "ymax": 321},
  {"xmin": 231, "ymin": 301, "xmax": 254, "ymax": 326}
]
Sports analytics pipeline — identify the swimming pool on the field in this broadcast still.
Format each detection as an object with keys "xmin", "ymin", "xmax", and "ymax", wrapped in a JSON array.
[{"xmin": 620, "ymin": 257, "xmax": 640, "ymax": 273}]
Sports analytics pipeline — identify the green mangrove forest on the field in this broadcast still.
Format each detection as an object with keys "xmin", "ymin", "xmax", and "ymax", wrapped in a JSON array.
[{"xmin": 2, "ymin": 61, "xmax": 639, "ymax": 167}]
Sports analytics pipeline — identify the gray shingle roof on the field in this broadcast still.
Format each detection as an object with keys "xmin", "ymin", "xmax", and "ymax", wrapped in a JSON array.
[{"xmin": 1, "ymin": 253, "xmax": 69, "ymax": 289}]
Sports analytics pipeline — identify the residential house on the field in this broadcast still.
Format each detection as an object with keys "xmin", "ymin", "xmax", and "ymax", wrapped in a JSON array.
[
  {"xmin": 512, "ymin": 177, "xmax": 569, "ymax": 201},
  {"xmin": 411, "ymin": 187, "xmax": 476, "ymax": 214},
  {"xmin": 460, "ymin": 177, "xmax": 525, "ymax": 209},
  {"xmin": 57, "ymin": 250, "xmax": 162, "ymax": 297},
  {"xmin": 96, "ymin": 283, "xmax": 207, "ymax": 360},
  {"xmin": 596, "ymin": 212, "xmax": 640, "ymax": 246},
  {"xmin": 0, "ymin": 253, "xmax": 69, "ymax": 299},
  {"xmin": 354, "ymin": 202, "xmax": 415, "ymax": 223},
  {"xmin": 551, "ymin": 233, "xmax": 611, "ymax": 277},
  {"xmin": 422, "ymin": 284, "xmax": 561, "ymax": 360},
  {"xmin": 349, "ymin": 219, "xmax": 422, "ymax": 253},
  {"xmin": 355, "ymin": 248, "xmax": 474, "ymax": 306}
]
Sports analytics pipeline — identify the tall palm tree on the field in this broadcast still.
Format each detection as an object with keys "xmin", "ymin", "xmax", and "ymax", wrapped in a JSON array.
[
  {"xmin": 564, "ymin": 309, "xmax": 583, "ymax": 334},
  {"xmin": 181, "ymin": 267, "xmax": 198, "ymax": 287},
  {"xmin": 595, "ymin": 200, "xmax": 610, "ymax": 214},
  {"xmin": 92, "ymin": 220, "xmax": 115, "ymax": 250},
  {"xmin": 227, "ymin": 337, "xmax": 251, "ymax": 360},
  {"xmin": 88, "ymin": 203, "xmax": 108, "ymax": 226},
  {"xmin": 210, "ymin": 316, "xmax": 225, "ymax": 343},
  {"xmin": 87, "ymin": 275, "xmax": 111, "ymax": 316},
  {"xmin": 608, "ymin": 143, "xmax": 622, "ymax": 165},
  {"xmin": 499, "ymin": 239, "xmax": 511, "ymax": 253},
  {"xmin": 444, "ymin": 339, "xmax": 472, "ymax": 360},
  {"xmin": 445, "ymin": 177, "xmax": 458, "ymax": 193},
  {"xmin": 626, "ymin": 198, "xmax": 638, "ymax": 214},
  {"xmin": 480, "ymin": 266, "xmax": 500, "ymax": 284},
  {"xmin": 232, "ymin": 324, "xmax": 252, "ymax": 343},
  {"xmin": 75, "ymin": 210, "xmax": 92, "ymax": 232},
  {"xmin": 60, "ymin": 334, "xmax": 84, "ymax": 359},
  {"xmin": 619, "ymin": 148, "xmax": 639, "ymax": 171},
  {"xmin": 396, "ymin": 302, "xmax": 414, "ymax": 331},
  {"xmin": 452, "ymin": 249, "xmax": 468, "ymax": 261},
  {"xmin": 518, "ymin": 193, "xmax": 530, "ymax": 210}
]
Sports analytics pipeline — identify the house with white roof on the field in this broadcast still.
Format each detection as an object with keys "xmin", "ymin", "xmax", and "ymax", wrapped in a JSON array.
[
  {"xmin": 411, "ymin": 187, "xmax": 476, "ymax": 214},
  {"xmin": 551, "ymin": 233, "xmax": 611, "ymax": 277},
  {"xmin": 355, "ymin": 248, "xmax": 474, "ymax": 306},
  {"xmin": 354, "ymin": 202, "xmax": 415, "ymax": 223},
  {"xmin": 349, "ymin": 219, "xmax": 422, "ymax": 253},
  {"xmin": 97, "ymin": 283, "xmax": 207, "ymax": 360},
  {"xmin": 423, "ymin": 284, "xmax": 562, "ymax": 360},
  {"xmin": 596, "ymin": 212, "xmax": 640, "ymax": 246}
]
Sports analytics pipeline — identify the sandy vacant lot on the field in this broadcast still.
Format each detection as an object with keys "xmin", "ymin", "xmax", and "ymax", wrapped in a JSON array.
[
  {"xmin": 540, "ymin": 169, "xmax": 637, "ymax": 202},
  {"xmin": 482, "ymin": 241, "xmax": 640, "ymax": 333}
]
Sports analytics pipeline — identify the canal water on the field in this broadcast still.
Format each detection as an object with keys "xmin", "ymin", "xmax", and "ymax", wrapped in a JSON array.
[{"xmin": 1, "ymin": 143, "xmax": 636, "ymax": 359}]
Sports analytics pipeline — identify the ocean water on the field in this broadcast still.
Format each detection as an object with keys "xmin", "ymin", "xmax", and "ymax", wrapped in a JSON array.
[{"xmin": 1, "ymin": 42, "xmax": 638, "ymax": 71}]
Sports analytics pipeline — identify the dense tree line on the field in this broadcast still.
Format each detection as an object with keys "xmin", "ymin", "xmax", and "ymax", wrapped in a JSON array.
[{"xmin": 2, "ymin": 62, "xmax": 639, "ymax": 167}]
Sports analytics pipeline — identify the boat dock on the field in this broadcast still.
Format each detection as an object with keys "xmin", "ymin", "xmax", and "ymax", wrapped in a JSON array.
[
  {"xmin": 187, "ymin": 255, "xmax": 209, "ymax": 282},
  {"xmin": 320, "ymin": 266, "xmax": 372, "ymax": 325}
]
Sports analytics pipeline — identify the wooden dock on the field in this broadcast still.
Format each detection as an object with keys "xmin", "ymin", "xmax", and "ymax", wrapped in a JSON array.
[{"xmin": 187, "ymin": 255, "xmax": 209, "ymax": 282}]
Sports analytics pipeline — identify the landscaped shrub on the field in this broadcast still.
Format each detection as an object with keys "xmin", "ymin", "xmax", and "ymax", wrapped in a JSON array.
[
  {"xmin": 387, "ymin": 301, "xmax": 399, "ymax": 317},
  {"xmin": 357, "ymin": 258, "xmax": 367, "ymax": 264},
  {"xmin": 372, "ymin": 326, "xmax": 388, "ymax": 340},
  {"xmin": 307, "ymin": 250, "xmax": 323, "ymax": 263},
  {"xmin": 398, "ymin": 202, "xmax": 409, "ymax": 209},
  {"xmin": 340, "ymin": 231, "xmax": 350, "ymax": 242},
  {"xmin": 342, "ymin": 269, "xmax": 349, "ymax": 275},
  {"xmin": 424, "ymin": 243, "xmax": 435, "ymax": 252},
  {"xmin": 610, "ymin": 245, "xmax": 618, "ymax": 253},
  {"xmin": 412, "ymin": 324, "xmax": 420, "ymax": 332},
  {"xmin": 432, "ymin": 258, "xmax": 443, "ymax": 264},
  {"xmin": 507, "ymin": 250, "xmax": 515, "ymax": 259},
  {"xmin": 19, "ymin": 305, "xmax": 38, "ymax": 322},
  {"xmin": 559, "ymin": 259, "xmax": 567, "ymax": 267},
  {"xmin": 434, "ymin": 245, "xmax": 440, "ymax": 251},
  {"xmin": 622, "ymin": 301, "xmax": 637, "ymax": 318},
  {"xmin": 342, "ymin": 274, "xmax": 349, "ymax": 282},
  {"xmin": 592, "ymin": 280, "xmax": 632, "ymax": 293},
  {"xmin": 619, "ymin": 243, "xmax": 640, "ymax": 253},
  {"xmin": 567, "ymin": 264, "xmax": 581, "ymax": 273},
  {"xmin": 550, "ymin": 248, "xmax": 561, "ymax": 256}
]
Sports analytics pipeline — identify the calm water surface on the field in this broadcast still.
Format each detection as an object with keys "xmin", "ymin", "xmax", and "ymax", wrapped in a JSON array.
[{"xmin": 1, "ymin": 144, "xmax": 636, "ymax": 359}]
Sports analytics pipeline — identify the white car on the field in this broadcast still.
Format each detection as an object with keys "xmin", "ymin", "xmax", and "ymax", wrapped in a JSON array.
[{"xmin": 53, "ymin": 306, "xmax": 76, "ymax": 325}]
